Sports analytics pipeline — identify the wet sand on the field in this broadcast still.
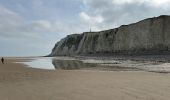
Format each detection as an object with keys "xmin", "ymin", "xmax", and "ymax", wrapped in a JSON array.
[{"xmin": 1, "ymin": 57, "xmax": 170, "ymax": 100}]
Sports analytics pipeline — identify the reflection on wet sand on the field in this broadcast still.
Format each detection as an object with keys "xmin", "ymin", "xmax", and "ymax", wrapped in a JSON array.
[
  {"xmin": 52, "ymin": 59, "xmax": 97, "ymax": 70},
  {"xmin": 19, "ymin": 57, "xmax": 170, "ymax": 72},
  {"xmin": 52, "ymin": 58, "xmax": 140, "ymax": 71}
]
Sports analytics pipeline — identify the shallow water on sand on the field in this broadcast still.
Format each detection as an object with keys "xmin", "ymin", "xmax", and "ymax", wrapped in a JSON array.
[
  {"xmin": 22, "ymin": 57, "xmax": 98, "ymax": 70},
  {"xmin": 24, "ymin": 57, "xmax": 55, "ymax": 70},
  {"xmin": 20, "ymin": 57, "xmax": 170, "ymax": 73},
  {"xmin": 20, "ymin": 57, "xmax": 138, "ymax": 71}
]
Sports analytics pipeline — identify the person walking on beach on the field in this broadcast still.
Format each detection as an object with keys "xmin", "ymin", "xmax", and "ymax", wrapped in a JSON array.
[{"xmin": 1, "ymin": 57, "xmax": 4, "ymax": 64}]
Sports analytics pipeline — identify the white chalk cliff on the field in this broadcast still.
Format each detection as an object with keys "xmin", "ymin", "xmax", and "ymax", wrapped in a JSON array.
[{"xmin": 50, "ymin": 15, "xmax": 170, "ymax": 56}]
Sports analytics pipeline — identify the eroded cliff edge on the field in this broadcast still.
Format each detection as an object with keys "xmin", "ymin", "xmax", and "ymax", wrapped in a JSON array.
[{"xmin": 50, "ymin": 15, "xmax": 170, "ymax": 56}]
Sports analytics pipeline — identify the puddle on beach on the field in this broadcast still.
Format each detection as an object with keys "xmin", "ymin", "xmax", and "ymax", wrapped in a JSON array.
[
  {"xmin": 23, "ymin": 57, "xmax": 99, "ymax": 70},
  {"xmin": 21, "ymin": 57, "xmax": 139, "ymax": 71},
  {"xmin": 20, "ymin": 57, "xmax": 170, "ymax": 73}
]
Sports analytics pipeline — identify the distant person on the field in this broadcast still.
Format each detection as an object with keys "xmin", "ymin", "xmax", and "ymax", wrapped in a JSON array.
[{"xmin": 1, "ymin": 57, "xmax": 4, "ymax": 64}]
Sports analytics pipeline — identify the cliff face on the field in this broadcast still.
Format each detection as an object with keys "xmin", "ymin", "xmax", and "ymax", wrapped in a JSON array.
[{"xmin": 50, "ymin": 15, "xmax": 170, "ymax": 56}]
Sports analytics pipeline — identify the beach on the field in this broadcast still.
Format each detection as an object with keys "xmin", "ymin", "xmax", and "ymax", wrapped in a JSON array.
[{"xmin": 1, "ymin": 57, "xmax": 170, "ymax": 100}]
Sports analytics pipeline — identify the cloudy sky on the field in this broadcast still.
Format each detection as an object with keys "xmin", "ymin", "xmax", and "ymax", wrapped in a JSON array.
[{"xmin": 1, "ymin": 0, "xmax": 170, "ymax": 56}]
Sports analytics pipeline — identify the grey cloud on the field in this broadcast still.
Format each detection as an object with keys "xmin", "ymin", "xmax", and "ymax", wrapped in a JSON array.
[{"xmin": 81, "ymin": 0, "xmax": 170, "ymax": 30}]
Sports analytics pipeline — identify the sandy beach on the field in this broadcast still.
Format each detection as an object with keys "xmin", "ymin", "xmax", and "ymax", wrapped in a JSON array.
[{"xmin": 1, "ymin": 57, "xmax": 170, "ymax": 100}]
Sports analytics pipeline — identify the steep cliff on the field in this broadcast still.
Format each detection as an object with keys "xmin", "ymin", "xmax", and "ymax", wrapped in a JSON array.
[{"xmin": 50, "ymin": 15, "xmax": 170, "ymax": 56}]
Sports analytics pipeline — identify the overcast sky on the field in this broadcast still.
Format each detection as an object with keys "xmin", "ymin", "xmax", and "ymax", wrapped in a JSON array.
[{"xmin": 1, "ymin": 0, "xmax": 170, "ymax": 56}]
